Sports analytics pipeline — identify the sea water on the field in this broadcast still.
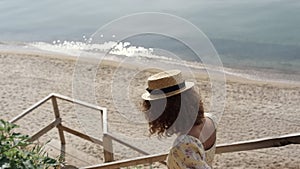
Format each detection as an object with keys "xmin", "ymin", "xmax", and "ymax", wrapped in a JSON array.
[{"xmin": 0, "ymin": 0, "xmax": 300, "ymax": 84}]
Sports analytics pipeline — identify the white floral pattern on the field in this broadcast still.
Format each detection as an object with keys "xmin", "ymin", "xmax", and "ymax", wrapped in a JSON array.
[{"xmin": 167, "ymin": 113, "xmax": 217, "ymax": 169}]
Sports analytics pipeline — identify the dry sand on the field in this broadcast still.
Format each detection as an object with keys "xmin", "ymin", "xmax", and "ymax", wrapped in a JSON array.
[{"xmin": 1, "ymin": 51, "xmax": 300, "ymax": 168}]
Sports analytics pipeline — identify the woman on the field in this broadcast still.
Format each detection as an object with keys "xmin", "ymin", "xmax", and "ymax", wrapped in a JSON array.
[{"xmin": 141, "ymin": 70, "xmax": 217, "ymax": 169}]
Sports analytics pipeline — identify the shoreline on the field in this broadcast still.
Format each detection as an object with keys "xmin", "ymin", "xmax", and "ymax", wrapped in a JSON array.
[{"xmin": 1, "ymin": 49, "xmax": 299, "ymax": 89}]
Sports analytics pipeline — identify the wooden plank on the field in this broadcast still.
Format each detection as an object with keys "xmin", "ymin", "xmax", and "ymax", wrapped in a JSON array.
[
  {"xmin": 28, "ymin": 118, "xmax": 61, "ymax": 142},
  {"xmin": 9, "ymin": 94, "xmax": 53, "ymax": 123},
  {"xmin": 216, "ymin": 132, "xmax": 300, "ymax": 154},
  {"xmin": 106, "ymin": 133, "xmax": 149, "ymax": 155},
  {"xmin": 102, "ymin": 108, "xmax": 108, "ymax": 134},
  {"xmin": 105, "ymin": 133, "xmax": 167, "ymax": 166},
  {"xmin": 52, "ymin": 93, "xmax": 106, "ymax": 112},
  {"xmin": 101, "ymin": 106, "xmax": 113, "ymax": 162},
  {"xmin": 51, "ymin": 96, "xmax": 66, "ymax": 145},
  {"xmin": 83, "ymin": 153, "xmax": 167, "ymax": 169},
  {"xmin": 51, "ymin": 96, "xmax": 60, "ymax": 118},
  {"xmin": 103, "ymin": 134, "xmax": 114, "ymax": 163},
  {"xmin": 57, "ymin": 125, "xmax": 66, "ymax": 145},
  {"xmin": 60, "ymin": 143, "xmax": 66, "ymax": 162},
  {"xmin": 57, "ymin": 124, "xmax": 66, "ymax": 145},
  {"xmin": 106, "ymin": 133, "xmax": 167, "ymax": 166},
  {"xmin": 82, "ymin": 133, "xmax": 300, "ymax": 169},
  {"xmin": 60, "ymin": 125, "xmax": 103, "ymax": 146}
]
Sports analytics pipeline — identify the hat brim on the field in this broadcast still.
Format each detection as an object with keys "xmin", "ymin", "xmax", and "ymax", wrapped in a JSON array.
[{"xmin": 141, "ymin": 82, "xmax": 194, "ymax": 100}]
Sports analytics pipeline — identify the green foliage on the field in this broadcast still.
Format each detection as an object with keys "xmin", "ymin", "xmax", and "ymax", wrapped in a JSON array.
[{"xmin": 0, "ymin": 119, "xmax": 59, "ymax": 169}]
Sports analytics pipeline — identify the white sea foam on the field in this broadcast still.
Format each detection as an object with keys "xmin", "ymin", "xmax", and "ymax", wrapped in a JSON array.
[{"xmin": 0, "ymin": 41, "xmax": 299, "ymax": 85}]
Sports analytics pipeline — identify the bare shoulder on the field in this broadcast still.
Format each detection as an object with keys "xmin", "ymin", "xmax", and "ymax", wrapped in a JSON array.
[
  {"xmin": 204, "ymin": 113, "xmax": 218, "ymax": 126},
  {"xmin": 200, "ymin": 116, "xmax": 217, "ymax": 150}
]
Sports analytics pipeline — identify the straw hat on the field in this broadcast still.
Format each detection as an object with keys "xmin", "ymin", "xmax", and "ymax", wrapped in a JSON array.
[{"xmin": 142, "ymin": 70, "xmax": 194, "ymax": 100}]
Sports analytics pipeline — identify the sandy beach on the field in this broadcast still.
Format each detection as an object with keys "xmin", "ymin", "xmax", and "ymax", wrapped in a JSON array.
[{"xmin": 1, "ymin": 51, "xmax": 300, "ymax": 168}]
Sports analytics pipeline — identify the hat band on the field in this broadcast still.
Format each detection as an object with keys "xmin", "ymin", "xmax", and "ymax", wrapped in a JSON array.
[{"xmin": 146, "ymin": 81, "xmax": 186, "ymax": 95}]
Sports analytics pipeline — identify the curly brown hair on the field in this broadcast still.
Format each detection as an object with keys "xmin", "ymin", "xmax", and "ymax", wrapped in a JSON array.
[{"xmin": 142, "ymin": 88, "xmax": 204, "ymax": 137}]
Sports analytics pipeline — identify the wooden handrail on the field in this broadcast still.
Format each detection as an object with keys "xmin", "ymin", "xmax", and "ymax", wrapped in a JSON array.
[
  {"xmin": 83, "ymin": 153, "xmax": 167, "ymax": 169},
  {"xmin": 60, "ymin": 125, "xmax": 103, "ymax": 146},
  {"xmin": 28, "ymin": 118, "xmax": 62, "ymax": 142},
  {"xmin": 105, "ymin": 133, "xmax": 149, "ymax": 155},
  {"xmin": 9, "ymin": 94, "xmax": 53, "ymax": 123},
  {"xmin": 216, "ymin": 132, "xmax": 300, "ymax": 154},
  {"xmin": 9, "ymin": 93, "xmax": 106, "ymax": 124},
  {"xmin": 52, "ymin": 93, "xmax": 106, "ymax": 112},
  {"xmin": 8, "ymin": 93, "xmax": 109, "ymax": 162},
  {"xmin": 82, "ymin": 132, "xmax": 300, "ymax": 169}
]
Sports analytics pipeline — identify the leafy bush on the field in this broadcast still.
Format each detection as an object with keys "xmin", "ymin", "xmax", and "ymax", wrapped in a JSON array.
[{"xmin": 0, "ymin": 119, "xmax": 59, "ymax": 169}]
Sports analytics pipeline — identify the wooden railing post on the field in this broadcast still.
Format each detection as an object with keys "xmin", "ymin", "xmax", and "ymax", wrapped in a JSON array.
[
  {"xmin": 103, "ymin": 134, "xmax": 114, "ymax": 162},
  {"xmin": 51, "ymin": 96, "xmax": 66, "ymax": 161},
  {"xmin": 102, "ymin": 108, "xmax": 114, "ymax": 162}
]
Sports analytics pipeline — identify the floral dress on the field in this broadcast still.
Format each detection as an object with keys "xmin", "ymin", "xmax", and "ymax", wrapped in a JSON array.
[{"xmin": 167, "ymin": 113, "xmax": 217, "ymax": 169}]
